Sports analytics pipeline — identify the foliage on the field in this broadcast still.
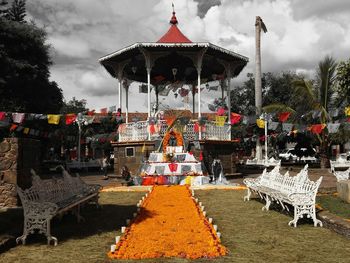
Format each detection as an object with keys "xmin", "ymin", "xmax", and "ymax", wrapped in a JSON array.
[
  {"xmin": 0, "ymin": 13, "xmax": 63, "ymax": 113},
  {"xmin": 60, "ymin": 97, "xmax": 88, "ymax": 114},
  {"xmin": 4, "ymin": 0, "xmax": 26, "ymax": 22},
  {"xmin": 336, "ymin": 57, "xmax": 350, "ymax": 106}
]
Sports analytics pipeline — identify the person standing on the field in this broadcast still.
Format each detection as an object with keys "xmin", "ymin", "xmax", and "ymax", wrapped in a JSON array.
[{"xmin": 102, "ymin": 155, "xmax": 109, "ymax": 180}]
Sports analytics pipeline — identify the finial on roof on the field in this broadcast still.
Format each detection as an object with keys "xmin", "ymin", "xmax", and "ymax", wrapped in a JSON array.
[{"xmin": 170, "ymin": 3, "xmax": 178, "ymax": 25}]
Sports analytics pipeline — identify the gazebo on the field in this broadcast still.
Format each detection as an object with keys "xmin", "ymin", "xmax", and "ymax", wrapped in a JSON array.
[{"xmin": 99, "ymin": 7, "xmax": 248, "ymax": 175}]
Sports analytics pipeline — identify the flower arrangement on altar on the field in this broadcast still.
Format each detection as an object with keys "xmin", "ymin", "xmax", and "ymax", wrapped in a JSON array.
[
  {"xmin": 163, "ymin": 152, "xmax": 175, "ymax": 162},
  {"xmin": 162, "ymin": 130, "xmax": 184, "ymax": 153}
]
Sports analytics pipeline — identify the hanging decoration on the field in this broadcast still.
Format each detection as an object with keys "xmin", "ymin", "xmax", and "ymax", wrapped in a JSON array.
[
  {"xmin": 278, "ymin": 112, "xmax": 291, "ymax": 122},
  {"xmin": 230, "ymin": 113, "xmax": 241, "ymax": 124},
  {"xmin": 47, "ymin": 114, "xmax": 60, "ymax": 125},
  {"xmin": 215, "ymin": 116, "xmax": 227, "ymax": 127},
  {"xmin": 345, "ymin": 106, "xmax": 350, "ymax": 116},
  {"xmin": 65, "ymin": 114, "xmax": 77, "ymax": 125},
  {"xmin": 256, "ymin": 119, "xmax": 265, "ymax": 128},
  {"xmin": 309, "ymin": 124, "xmax": 326, "ymax": 134}
]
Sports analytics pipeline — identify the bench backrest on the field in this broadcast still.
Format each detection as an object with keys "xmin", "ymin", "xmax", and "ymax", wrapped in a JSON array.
[
  {"xmin": 30, "ymin": 169, "xmax": 82, "ymax": 203},
  {"xmin": 259, "ymin": 165, "xmax": 280, "ymax": 187},
  {"xmin": 333, "ymin": 168, "xmax": 350, "ymax": 182}
]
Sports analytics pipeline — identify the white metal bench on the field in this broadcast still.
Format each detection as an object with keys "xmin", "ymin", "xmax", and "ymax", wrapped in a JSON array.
[
  {"xmin": 330, "ymin": 159, "xmax": 350, "ymax": 173},
  {"xmin": 333, "ymin": 168, "xmax": 350, "ymax": 182},
  {"xmin": 243, "ymin": 164, "xmax": 323, "ymax": 227},
  {"xmin": 16, "ymin": 167, "xmax": 101, "ymax": 245}
]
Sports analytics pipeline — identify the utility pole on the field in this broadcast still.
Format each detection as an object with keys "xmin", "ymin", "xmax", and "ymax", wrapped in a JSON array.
[{"xmin": 255, "ymin": 16, "xmax": 267, "ymax": 161}]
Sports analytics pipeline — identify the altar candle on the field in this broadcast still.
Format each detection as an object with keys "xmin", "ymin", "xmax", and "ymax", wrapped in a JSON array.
[{"xmin": 111, "ymin": 244, "xmax": 116, "ymax": 253}]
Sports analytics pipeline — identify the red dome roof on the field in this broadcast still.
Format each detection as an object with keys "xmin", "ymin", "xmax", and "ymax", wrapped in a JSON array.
[{"xmin": 157, "ymin": 11, "xmax": 192, "ymax": 43}]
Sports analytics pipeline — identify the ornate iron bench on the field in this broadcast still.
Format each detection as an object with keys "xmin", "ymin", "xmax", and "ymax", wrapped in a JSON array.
[
  {"xmin": 16, "ymin": 167, "xmax": 101, "ymax": 245},
  {"xmin": 330, "ymin": 159, "xmax": 350, "ymax": 173},
  {"xmin": 243, "ymin": 164, "xmax": 323, "ymax": 227},
  {"xmin": 333, "ymin": 168, "xmax": 350, "ymax": 182}
]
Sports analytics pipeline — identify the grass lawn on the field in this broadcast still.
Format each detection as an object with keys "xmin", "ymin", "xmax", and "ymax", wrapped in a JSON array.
[
  {"xmin": 0, "ymin": 190, "xmax": 349, "ymax": 263},
  {"xmin": 317, "ymin": 195, "xmax": 350, "ymax": 219}
]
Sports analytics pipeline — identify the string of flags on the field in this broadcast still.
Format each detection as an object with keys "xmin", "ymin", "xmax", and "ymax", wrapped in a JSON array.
[
  {"xmin": 1, "ymin": 106, "xmax": 350, "ymax": 140},
  {"xmin": 0, "ymin": 109, "xmax": 122, "ymax": 140}
]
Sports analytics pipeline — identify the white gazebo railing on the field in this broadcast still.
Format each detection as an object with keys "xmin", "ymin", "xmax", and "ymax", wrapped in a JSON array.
[
  {"xmin": 118, "ymin": 120, "xmax": 231, "ymax": 142},
  {"xmin": 118, "ymin": 121, "xmax": 148, "ymax": 142},
  {"xmin": 203, "ymin": 121, "xmax": 231, "ymax": 141}
]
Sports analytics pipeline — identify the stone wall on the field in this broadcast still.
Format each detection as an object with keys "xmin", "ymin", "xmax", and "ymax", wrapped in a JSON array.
[
  {"xmin": 113, "ymin": 141, "xmax": 156, "ymax": 176},
  {"xmin": 0, "ymin": 138, "xmax": 41, "ymax": 208}
]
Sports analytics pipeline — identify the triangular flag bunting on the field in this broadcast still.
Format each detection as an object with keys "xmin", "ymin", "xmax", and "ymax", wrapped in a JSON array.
[
  {"xmin": 256, "ymin": 119, "xmax": 265, "ymax": 128},
  {"xmin": 47, "ymin": 114, "xmax": 60, "ymax": 125},
  {"xmin": 278, "ymin": 112, "xmax": 291, "ymax": 122}
]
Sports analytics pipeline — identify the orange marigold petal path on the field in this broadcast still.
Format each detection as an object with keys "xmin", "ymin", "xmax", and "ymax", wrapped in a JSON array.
[{"xmin": 108, "ymin": 185, "xmax": 227, "ymax": 259}]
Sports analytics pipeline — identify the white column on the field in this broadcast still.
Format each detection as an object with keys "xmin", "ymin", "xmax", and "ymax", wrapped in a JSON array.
[
  {"xmin": 227, "ymin": 77, "xmax": 231, "ymax": 124},
  {"xmin": 264, "ymin": 115, "xmax": 268, "ymax": 162},
  {"xmin": 125, "ymin": 84, "xmax": 129, "ymax": 123},
  {"xmin": 147, "ymin": 68, "xmax": 151, "ymax": 118},
  {"xmin": 117, "ymin": 68, "xmax": 123, "ymax": 112},
  {"xmin": 197, "ymin": 73, "xmax": 201, "ymax": 119},
  {"xmin": 194, "ymin": 48, "xmax": 207, "ymax": 140},
  {"xmin": 118, "ymin": 80, "xmax": 122, "ymax": 110}
]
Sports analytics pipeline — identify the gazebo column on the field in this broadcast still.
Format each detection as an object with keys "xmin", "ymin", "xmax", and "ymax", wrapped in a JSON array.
[
  {"xmin": 111, "ymin": 61, "xmax": 129, "ymax": 114},
  {"xmin": 194, "ymin": 48, "xmax": 207, "ymax": 140},
  {"xmin": 140, "ymin": 48, "xmax": 155, "ymax": 140},
  {"xmin": 226, "ymin": 68, "xmax": 232, "ymax": 125},
  {"xmin": 117, "ymin": 71, "xmax": 123, "ymax": 112},
  {"xmin": 124, "ymin": 80, "xmax": 130, "ymax": 123}
]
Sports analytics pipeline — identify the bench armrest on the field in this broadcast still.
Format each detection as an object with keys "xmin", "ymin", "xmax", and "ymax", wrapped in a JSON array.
[
  {"xmin": 287, "ymin": 192, "xmax": 315, "ymax": 205},
  {"xmin": 83, "ymin": 184, "xmax": 102, "ymax": 194},
  {"xmin": 23, "ymin": 201, "xmax": 59, "ymax": 218},
  {"xmin": 243, "ymin": 178, "xmax": 260, "ymax": 188}
]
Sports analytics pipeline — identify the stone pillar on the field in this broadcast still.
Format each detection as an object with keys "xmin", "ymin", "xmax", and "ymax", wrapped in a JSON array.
[
  {"xmin": 337, "ymin": 180, "xmax": 350, "ymax": 203},
  {"xmin": 0, "ymin": 138, "xmax": 41, "ymax": 208}
]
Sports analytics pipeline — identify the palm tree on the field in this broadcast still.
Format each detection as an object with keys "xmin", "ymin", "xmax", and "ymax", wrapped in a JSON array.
[
  {"xmin": 255, "ymin": 16, "xmax": 267, "ymax": 160},
  {"xmin": 293, "ymin": 56, "xmax": 337, "ymax": 168},
  {"xmin": 263, "ymin": 56, "xmax": 338, "ymax": 168}
]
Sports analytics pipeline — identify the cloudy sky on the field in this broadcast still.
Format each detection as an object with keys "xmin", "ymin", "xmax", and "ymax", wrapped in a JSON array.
[{"xmin": 26, "ymin": 0, "xmax": 350, "ymax": 113}]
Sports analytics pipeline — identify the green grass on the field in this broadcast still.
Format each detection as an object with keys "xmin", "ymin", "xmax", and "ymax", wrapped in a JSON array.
[
  {"xmin": 317, "ymin": 195, "xmax": 350, "ymax": 219},
  {"xmin": 0, "ymin": 190, "xmax": 349, "ymax": 263}
]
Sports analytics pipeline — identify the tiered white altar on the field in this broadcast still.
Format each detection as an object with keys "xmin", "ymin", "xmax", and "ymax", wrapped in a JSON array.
[{"xmin": 139, "ymin": 146, "xmax": 208, "ymax": 186}]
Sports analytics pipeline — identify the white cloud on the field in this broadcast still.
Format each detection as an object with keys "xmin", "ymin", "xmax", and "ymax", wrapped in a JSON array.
[{"xmin": 27, "ymin": 0, "xmax": 350, "ymax": 113}]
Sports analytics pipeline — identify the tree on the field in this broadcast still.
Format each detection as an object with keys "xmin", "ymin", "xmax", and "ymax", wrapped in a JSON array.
[
  {"xmin": 5, "ymin": 0, "xmax": 26, "ymax": 23},
  {"xmin": 289, "ymin": 56, "xmax": 337, "ymax": 167},
  {"xmin": 0, "ymin": 15, "xmax": 63, "ymax": 113},
  {"xmin": 60, "ymin": 97, "xmax": 88, "ymax": 114},
  {"xmin": 336, "ymin": 58, "xmax": 350, "ymax": 106},
  {"xmin": 0, "ymin": 0, "xmax": 8, "ymax": 17}
]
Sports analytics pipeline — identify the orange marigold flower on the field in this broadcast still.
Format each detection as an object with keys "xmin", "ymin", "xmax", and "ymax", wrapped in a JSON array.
[{"xmin": 108, "ymin": 185, "xmax": 227, "ymax": 260}]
